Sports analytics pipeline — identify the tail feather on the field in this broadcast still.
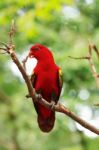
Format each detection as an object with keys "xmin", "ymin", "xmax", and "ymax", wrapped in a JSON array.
[{"xmin": 37, "ymin": 111, "xmax": 55, "ymax": 132}]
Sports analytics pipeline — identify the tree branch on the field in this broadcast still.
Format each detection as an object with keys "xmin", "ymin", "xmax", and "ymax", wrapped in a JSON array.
[
  {"xmin": 0, "ymin": 22, "xmax": 99, "ymax": 135},
  {"xmin": 69, "ymin": 43, "xmax": 99, "ymax": 87}
]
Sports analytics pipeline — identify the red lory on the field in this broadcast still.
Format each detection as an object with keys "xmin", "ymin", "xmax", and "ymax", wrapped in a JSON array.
[{"xmin": 28, "ymin": 44, "xmax": 63, "ymax": 132}]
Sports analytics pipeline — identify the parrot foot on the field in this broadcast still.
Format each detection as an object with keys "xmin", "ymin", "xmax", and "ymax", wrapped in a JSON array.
[
  {"xmin": 50, "ymin": 101, "xmax": 55, "ymax": 110},
  {"xmin": 36, "ymin": 94, "xmax": 42, "ymax": 101}
]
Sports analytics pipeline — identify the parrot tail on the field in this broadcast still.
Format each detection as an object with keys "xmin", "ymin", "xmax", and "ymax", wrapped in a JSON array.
[{"xmin": 37, "ymin": 111, "xmax": 55, "ymax": 132}]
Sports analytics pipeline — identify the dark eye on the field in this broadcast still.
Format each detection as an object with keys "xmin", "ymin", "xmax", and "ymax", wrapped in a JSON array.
[{"xmin": 33, "ymin": 47, "xmax": 40, "ymax": 51}]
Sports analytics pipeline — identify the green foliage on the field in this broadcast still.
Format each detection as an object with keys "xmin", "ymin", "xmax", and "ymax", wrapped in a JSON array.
[{"xmin": 0, "ymin": 0, "xmax": 99, "ymax": 150}]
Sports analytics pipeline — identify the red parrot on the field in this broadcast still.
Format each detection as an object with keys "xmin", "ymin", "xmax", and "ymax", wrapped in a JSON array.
[{"xmin": 28, "ymin": 44, "xmax": 63, "ymax": 132}]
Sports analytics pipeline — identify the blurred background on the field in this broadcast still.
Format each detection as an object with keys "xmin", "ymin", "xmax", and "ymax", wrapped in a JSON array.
[{"xmin": 0, "ymin": 0, "xmax": 99, "ymax": 150}]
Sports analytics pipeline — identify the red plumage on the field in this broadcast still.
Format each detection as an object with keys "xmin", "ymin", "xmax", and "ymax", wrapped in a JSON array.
[{"xmin": 29, "ymin": 44, "xmax": 63, "ymax": 132}]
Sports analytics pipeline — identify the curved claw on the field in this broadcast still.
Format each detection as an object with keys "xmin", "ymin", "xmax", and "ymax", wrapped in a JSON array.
[{"xmin": 50, "ymin": 101, "xmax": 55, "ymax": 110}]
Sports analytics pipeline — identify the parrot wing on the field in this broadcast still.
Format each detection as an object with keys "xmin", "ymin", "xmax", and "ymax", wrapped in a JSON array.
[
  {"xmin": 51, "ymin": 68, "xmax": 63, "ymax": 103},
  {"xmin": 30, "ymin": 69, "xmax": 63, "ymax": 103}
]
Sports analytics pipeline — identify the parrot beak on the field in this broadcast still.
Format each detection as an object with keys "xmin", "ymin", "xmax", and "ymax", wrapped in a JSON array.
[{"xmin": 29, "ymin": 51, "xmax": 34, "ymax": 58}]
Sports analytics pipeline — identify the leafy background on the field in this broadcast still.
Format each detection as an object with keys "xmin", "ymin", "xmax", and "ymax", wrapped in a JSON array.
[{"xmin": 0, "ymin": 0, "xmax": 99, "ymax": 150}]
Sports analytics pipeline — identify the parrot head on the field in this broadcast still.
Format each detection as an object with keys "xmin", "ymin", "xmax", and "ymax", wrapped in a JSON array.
[{"xmin": 29, "ymin": 44, "xmax": 54, "ymax": 61}]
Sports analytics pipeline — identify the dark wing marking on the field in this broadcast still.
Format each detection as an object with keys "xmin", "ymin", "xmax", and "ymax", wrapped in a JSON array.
[
  {"xmin": 57, "ymin": 68, "xmax": 63, "ymax": 101},
  {"xmin": 51, "ymin": 68, "xmax": 63, "ymax": 103}
]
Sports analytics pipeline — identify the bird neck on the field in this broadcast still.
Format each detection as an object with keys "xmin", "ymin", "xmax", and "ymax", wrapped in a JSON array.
[{"xmin": 36, "ymin": 57, "xmax": 55, "ymax": 70}]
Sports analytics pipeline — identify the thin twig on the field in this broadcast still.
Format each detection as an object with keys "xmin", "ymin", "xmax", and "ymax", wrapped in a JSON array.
[
  {"xmin": 69, "ymin": 44, "xmax": 99, "ymax": 87},
  {"xmin": 0, "ymin": 41, "xmax": 9, "ymax": 48},
  {"xmin": 92, "ymin": 44, "xmax": 99, "ymax": 58},
  {"xmin": 94, "ymin": 103, "xmax": 99, "ymax": 106},
  {"xmin": 88, "ymin": 44, "xmax": 99, "ymax": 87},
  {"xmin": 68, "ymin": 56, "xmax": 90, "ymax": 60},
  {"xmin": 0, "ymin": 52, "xmax": 7, "ymax": 54},
  {"xmin": 22, "ymin": 55, "xmax": 28, "ymax": 70},
  {"xmin": 8, "ymin": 20, "xmax": 16, "ymax": 46}
]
